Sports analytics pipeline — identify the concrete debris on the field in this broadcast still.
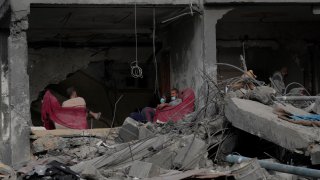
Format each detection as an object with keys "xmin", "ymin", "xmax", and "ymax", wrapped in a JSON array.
[
  {"xmin": 17, "ymin": 70, "xmax": 320, "ymax": 180},
  {"xmin": 231, "ymin": 158, "xmax": 273, "ymax": 180},
  {"xmin": 138, "ymin": 126, "xmax": 155, "ymax": 140},
  {"xmin": 146, "ymin": 147, "xmax": 176, "ymax": 169},
  {"xmin": 225, "ymin": 97, "xmax": 320, "ymax": 164},
  {"xmin": 119, "ymin": 123, "xmax": 139, "ymax": 142},
  {"xmin": 32, "ymin": 135, "xmax": 68, "ymax": 153},
  {"xmin": 68, "ymin": 145, "xmax": 98, "ymax": 159},
  {"xmin": 227, "ymin": 154, "xmax": 320, "ymax": 179},
  {"xmin": 0, "ymin": 162, "xmax": 16, "ymax": 180},
  {"xmin": 246, "ymin": 86, "xmax": 275, "ymax": 105},
  {"xmin": 81, "ymin": 164, "xmax": 106, "ymax": 180},
  {"xmin": 173, "ymin": 135, "xmax": 206, "ymax": 170},
  {"xmin": 119, "ymin": 117, "xmax": 155, "ymax": 142},
  {"xmin": 128, "ymin": 161, "xmax": 161, "ymax": 178},
  {"xmin": 22, "ymin": 160, "xmax": 80, "ymax": 179}
]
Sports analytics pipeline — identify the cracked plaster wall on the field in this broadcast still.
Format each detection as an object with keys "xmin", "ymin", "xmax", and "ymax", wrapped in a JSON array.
[{"xmin": 28, "ymin": 48, "xmax": 106, "ymax": 101}]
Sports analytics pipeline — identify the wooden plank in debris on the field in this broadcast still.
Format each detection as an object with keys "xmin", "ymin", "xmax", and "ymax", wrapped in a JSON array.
[
  {"xmin": 225, "ymin": 98, "xmax": 320, "ymax": 164},
  {"xmin": 31, "ymin": 127, "xmax": 118, "ymax": 138}
]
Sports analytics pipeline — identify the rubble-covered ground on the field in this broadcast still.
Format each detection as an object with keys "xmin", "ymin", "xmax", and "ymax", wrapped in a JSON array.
[{"xmin": 1, "ymin": 70, "xmax": 319, "ymax": 180}]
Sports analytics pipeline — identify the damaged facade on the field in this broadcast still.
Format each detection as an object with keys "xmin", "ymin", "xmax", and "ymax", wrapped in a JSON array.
[{"xmin": 2, "ymin": 0, "xmax": 320, "ymax": 179}]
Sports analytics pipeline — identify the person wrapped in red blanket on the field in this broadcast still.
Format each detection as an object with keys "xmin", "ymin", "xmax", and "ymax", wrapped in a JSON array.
[
  {"xmin": 141, "ymin": 88, "xmax": 182, "ymax": 122},
  {"xmin": 41, "ymin": 87, "xmax": 101, "ymax": 130},
  {"xmin": 154, "ymin": 88, "xmax": 195, "ymax": 123}
]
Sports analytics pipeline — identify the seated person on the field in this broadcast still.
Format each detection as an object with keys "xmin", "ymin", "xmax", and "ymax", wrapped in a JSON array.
[
  {"xmin": 55, "ymin": 87, "xmax": 101, "ymax": 129},
  {"xmin": 141, "ymin": 88, "xmax": 182, "ymax": 122}
]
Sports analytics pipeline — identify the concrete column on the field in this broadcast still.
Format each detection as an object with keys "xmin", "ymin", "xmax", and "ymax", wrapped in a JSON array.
[
  {"xmin": 197, "ymin": 7, "xmax": 232, "ymax": 111},
  {"xmin": 0, "ymin": 0, "xmax": 31, "ymax": 165},
  {"xmin": 203, "ymin": 7, "xmax": 233, "ymax": 79},
  {"xmin": 0, "ymin": 19, "xmax": 11, "ymax": 165},
  {"xmin": 6, "ymin": 12, "xmax": 31, "ymax": 165}
]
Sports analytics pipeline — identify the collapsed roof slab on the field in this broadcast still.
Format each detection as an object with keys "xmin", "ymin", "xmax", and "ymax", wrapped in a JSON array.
[
  {"xmin": 225, "ymin": 97, "xmax": 320, "ymax": 165},
  {"xmin": 29, "ymin": 0, "xmax": 199, "ymax": 5}
]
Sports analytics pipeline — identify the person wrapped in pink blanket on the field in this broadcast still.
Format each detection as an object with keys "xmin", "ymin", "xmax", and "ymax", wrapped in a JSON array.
[
  {"xmin": 141, "ymin": 88, "xmax": 182, "ymax": 122},
  {"xmin": 154, "ymin": 88, "xmax": 195, "ymax": 123},
  {"xmin": 41, "ymin": 87, "xmax": 101, "ymax": 130}
]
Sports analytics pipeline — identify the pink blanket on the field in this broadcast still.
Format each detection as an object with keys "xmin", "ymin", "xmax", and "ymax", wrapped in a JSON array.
[
  {"xmin": 154, "ymin": 88, "xmax": 195, "ymax": 123},
  {"xmin": 41, "ymin": 91, "xmax": 88, "ymax": 130}
]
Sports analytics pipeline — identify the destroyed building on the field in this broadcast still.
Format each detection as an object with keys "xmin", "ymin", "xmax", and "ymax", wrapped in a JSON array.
[{"xmin": 3, "ymin": 0, "xmax": 320, "ymax": 179}]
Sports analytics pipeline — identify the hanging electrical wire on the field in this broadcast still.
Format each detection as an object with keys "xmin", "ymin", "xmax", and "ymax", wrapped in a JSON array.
[
  {"xmin": 153, "ymin": 8, "xmax": 160, "ymax": 98},
  {"xmin": 131, "ymin": 3, "xmax": 143, "ymax": 78},
  {"xmin": 161, "ymin": 2, "xmax": 195, "ymax": 24}
]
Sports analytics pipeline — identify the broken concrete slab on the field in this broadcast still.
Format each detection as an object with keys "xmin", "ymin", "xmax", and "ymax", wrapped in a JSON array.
[
  {"xmin": 119, "ymin": 117, "xmax": 142, "ymax": 142},
  {"xmin": 129, "ymin": 161, "xmax": 161, "ymax": 178},
  {"xmin": 71, "ymin": 135, "xmax": 168, "ymax": 172},
  {"xmin": 146, "ymin": 147, "xmax": 176, "ymax": 169},
  {"xmin": 173, "ymin": 135, "xmax": 206, "ymax": 170},
  {"xmin": 81, "ymin": 164, "xmax": 106, "ymax": 180},
  {"xmin": 139, "ymin": 126, "xmax": 155, "ymax": 140},
  {"xmin": 119, "ymin": 123, "xmax": 139, "ymax": 142},
  {"xmin": 123, "ymin": 117, "xmax": 140, "ymax": 125},
  {"xmin": 225, "ymin": 98, "xmax": 320, "ymax": 164}
]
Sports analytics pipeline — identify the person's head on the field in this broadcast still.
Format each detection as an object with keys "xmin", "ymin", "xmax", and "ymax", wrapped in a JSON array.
[
  {"xmin": 170, "ymin": 88, "xmax": 179, "ymax": 101},
  {"xmin": 280, "ymin": 66, "xmax": 288, "ymax": 77},
  {"xmin": 160, "ymin": 96, "xmax": 166, "ymax": 104},
  {"xmin": 66, "ymin": 87, "xmax": 78, "ymax": 99}
]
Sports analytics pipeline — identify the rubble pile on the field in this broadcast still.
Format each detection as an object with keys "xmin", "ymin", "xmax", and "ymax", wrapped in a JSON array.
[
  {"xmin": 5, "ymin": 68, "xmax": 320, "ymax": 179},
  {"xmin": 22, "ymin": 119, "xmax": 231, "ymax": 179},
  {"xmin": 14, "ymin": 72, "xmax": 239, "ymax": 180}
]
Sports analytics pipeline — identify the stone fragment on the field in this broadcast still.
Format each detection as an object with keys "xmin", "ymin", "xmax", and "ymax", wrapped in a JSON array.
[
  {"xmin": 0, "ymin": 162, "xmax": 16, "ymax": 180},
  {"xmin": 138, "ymin": 126, "xmax": 154, "ymax": 140},
  {"xmin": 128, "ymin": 161, "xmax": 160, "ymax": 178},
  {"xmin": 173, "ymin": 135, "xmax": 206, "ymax": 170},
  {"xmin": 147, "ymin": 148, "xmax": 175, "ymax": 169},
  {"xmin": 69, "ymin": 145, "xmax": 98, "ymax": 159},
  {"xmin": 247, "ymin": 86, "xmax": 275, "ymax": 105},
  {"xmin": 32, "ymin": 136, "xmax": 68, "ymax": 153},
  {"xmin": 123, "ymin": 117, "xmax": 140, "ymax": 127},
  {"xmin": 119, "ymin": 123, "xmax": 139, "ymax": 142},
  {"xmin": 81, "ymin": 164, "xmax": 106, "ymax": 180}
]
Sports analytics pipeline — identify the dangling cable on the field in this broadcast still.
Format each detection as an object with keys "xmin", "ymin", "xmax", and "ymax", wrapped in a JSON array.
[
  {"xmin": 131, "ymin": 3, "xmax": 143, "ymax": 78},
  {"xmin": 153, "ymin": 8, "xmax": 160, "ymax": 98}
]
